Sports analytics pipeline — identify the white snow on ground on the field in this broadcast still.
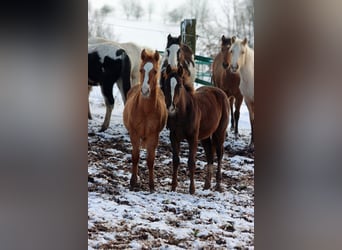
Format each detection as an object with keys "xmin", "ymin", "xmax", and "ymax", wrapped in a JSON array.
[{"xmin": 88, "ymin": 87, "xmax": 254, "ymax": 249}]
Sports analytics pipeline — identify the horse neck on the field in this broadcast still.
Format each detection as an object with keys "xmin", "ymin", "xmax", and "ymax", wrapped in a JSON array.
[
  {"xmin": 177, "ymin": 85, "xmax": 194, "ymax": 115},
  {"xmin": 239, "ymin": 46, "xmax": 253, "ymax": 74}
]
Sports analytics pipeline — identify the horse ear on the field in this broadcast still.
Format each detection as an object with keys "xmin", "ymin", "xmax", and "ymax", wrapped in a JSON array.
[
  {"xmin": 221, "ymin": 35, "xmax": 225, "ymax": 41},
  {"xmin": 141, "ymin": 49, "xmax": 146, "ymax": 60},
  {"xmin": 242, "ymin": 38, "xmax": 248, "ymax": 45},
  {"xmin": 177, "ymin": 65, "xmax": 183, "ymax": 76},
  {"xmin": 167, "ymin": 34, "xmax": 171, "ymax": 40},
  {"xmin": 154, "ymin": 50, "xmax": 160, "ymax": 61},
  {"xmin": 166, "ymin": 64, "xmax": 172, "ymax": 75},
  {"xmin": 231, "ymin": 36, "xmax": 236, "ymax": 43}
]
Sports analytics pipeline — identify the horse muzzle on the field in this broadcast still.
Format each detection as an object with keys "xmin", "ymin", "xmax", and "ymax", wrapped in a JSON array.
[
  {"xmin": 222, "ymin": 62, "xmax": 229, "ymax": 69},
  {"xmin": 141, "ymin": 87, "xmax": 150, "ymax": 97},
  {"xmin": 168, "ymin": 104, "xmax": 177, "ymax": 116},
  {"xmin": 230, "ymin": 65, "xmax": 239, "ymax": 73}
]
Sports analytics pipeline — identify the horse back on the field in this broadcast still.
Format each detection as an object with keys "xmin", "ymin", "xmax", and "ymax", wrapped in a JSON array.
[{"xmin": 195, "ymin": 86, "xmax": 229, "ymax": 139}]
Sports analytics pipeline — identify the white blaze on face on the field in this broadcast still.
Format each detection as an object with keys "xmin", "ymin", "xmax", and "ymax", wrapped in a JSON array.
[
  {"xmin": 230, "ymin": 43, "xmax": 242, "ymax": 71},
  {"xmin": 169, "ymin": 77, "xmax": 178, "ymax": 110},
  {"xmin": 168, "ymin": 44, "xmax": 180, "ymax": 68},
  {"xmin": 142, "ymin": 62, "xmax": 153, "ymax": 96}
]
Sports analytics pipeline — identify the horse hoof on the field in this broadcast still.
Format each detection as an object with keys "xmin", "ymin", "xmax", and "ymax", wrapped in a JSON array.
[
  {"xmin": 99, "ymin": 127, "xmax": 107, "ymax": 132},
  {"xmin": 215, "ymin": 185, "xmax": 223, "ymax": 192},
  {"xmin": 203, "ymin": 183, "xmax": 211, "ymax": 190},
  {"xmin": 189, "ymin": 186, "xmax": 195, "ymax": 195},
  {"xmin": 149, "ymin": 184, "xmax": 155, "ymax": 193}
]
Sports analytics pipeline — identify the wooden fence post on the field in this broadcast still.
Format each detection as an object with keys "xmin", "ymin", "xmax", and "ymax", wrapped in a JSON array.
[{"xmin": 180, "ymin": 19, "xmax": 196, "ymax": 54}]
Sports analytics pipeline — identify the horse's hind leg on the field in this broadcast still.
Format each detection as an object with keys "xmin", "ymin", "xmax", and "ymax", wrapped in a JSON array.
[
  {"xmin": 234, "ymin": 92, "xmax": 244, "ymax": 138},
  {"xmin": 201, "ymin": 137, "xmax": 214, "ymax": 190},
  {"xmin": 88, "ymin": 85, "xmax": 93, "ymax": 120},
  {"xmin": 100, "ymin": 80, "xmax": 115, "ymax": 132},
  {"xmin": 212, "ymin": 133, "xmax": 225, "ymax": 192},
  {"xmin": 170, "ymin": 131, "xmax": 180, "ymax": 192}
]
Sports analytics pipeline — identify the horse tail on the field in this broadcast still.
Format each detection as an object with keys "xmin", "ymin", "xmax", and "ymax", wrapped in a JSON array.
[{"xmin": 117, "ymin": 49, "xmax": 132, "ymax": 104}]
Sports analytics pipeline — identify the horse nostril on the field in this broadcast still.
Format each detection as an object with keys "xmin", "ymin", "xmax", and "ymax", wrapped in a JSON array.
[{"xmin": 222, "ymin": 63, "xmax": 228, "ymax": 69}]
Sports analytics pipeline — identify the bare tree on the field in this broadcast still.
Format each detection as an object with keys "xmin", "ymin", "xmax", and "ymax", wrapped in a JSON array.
[
  {"xmin": 132, "ymin": 1, "xmax": 144, "ymax": 20},
  {"xmin": 121, "ymin": 0, "xmax": 134, "ymax": 20},
  {"xmin": 121, "ymin": 0, "xmax": 144, "ymax": 20},
  {"xmin": 147, "ymin": 1, "xmax": 154, "ymax": 21},
  {"xmin": 88, "ymin": 4, "xmax": 115, "ymax": 40}
]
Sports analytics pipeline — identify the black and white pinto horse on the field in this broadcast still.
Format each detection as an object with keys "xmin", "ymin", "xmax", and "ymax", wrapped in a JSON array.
[
  {"xmin": 160, "ymin": 34, "xmax": 196, "ymax": 89},
  {"xmin": 88, "ymin": 38, "xmax": 142, "ymax": 132}
]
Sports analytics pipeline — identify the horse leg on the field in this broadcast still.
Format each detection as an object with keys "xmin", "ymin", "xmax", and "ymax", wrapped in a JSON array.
[
  {"xmin": 229, "ymin": 97, "xmax": 235, "ymax": 132},
  {"xmin": 100, "ymin": 80, "xmax": 115, "ymax": 132},
  {"xmin": 201, "ymin": 138, "xmax": 214, "ymax": 190},
  {"xmin": 234, "ymin": 92, "xmax": 244, "ymax": 138},
  {"xmin": 212, "ymin": 133, "xmax": 225, "ymax": 192},
  {"xmin": 146, "ymin": 136, "xmax": 158, "ymax": 192},
  {"xmin": 187, "ymin": 137, "xmax": 198, "ymax": 195},
  {"xmin": 245, "ymin": 98, "xmax": 255, "ymax": 149},
  {"xmin": 130, "ymin": 134, "xmax": 140, "ymax": 191},
  {"xmin": 170, "ymin": 131, "xmax": 180, "ymax": 192},
  {"xmin": 88, "ymin": 85, "xmax": 93, "ymax": 120}
]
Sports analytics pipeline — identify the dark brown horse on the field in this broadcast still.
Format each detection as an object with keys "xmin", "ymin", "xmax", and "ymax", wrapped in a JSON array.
[
  {"xmin": 212, "ymin": 35, "xmax": 243, "ymax": 137},
  {"xmin": 162, "ymin": 65, "xmax": 229, "ymax": 194}
]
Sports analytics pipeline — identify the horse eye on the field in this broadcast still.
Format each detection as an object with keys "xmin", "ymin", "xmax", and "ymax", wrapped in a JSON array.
[{"xmin": 140, "ymin": 69, "xmax": 143, "ymax": 73}]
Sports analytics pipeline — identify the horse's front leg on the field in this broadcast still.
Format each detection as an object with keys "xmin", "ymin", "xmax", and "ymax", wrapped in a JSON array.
[
  {"xmin": 170, "ymin": 131, "xmax": 180, "ymax": 192},
  {"xmin": 88, "ymin": 85, "xmax": 93, "ymax": 120},
  {"xmin": 146, "ymin": 136, "xmax": 159, "ymax": 193},
  {"xmin": 187, "ymin": 137, "xmax": 198, "ymax": 195},
  {"xmin": 129, "ymin": 135, "xmax": 140, "ymax": 191},
  {"xmin": 234, "ymin": 92, "xmax": 244, "ymax": 138},
  {"xmin": 245, "ymin": 99, "xmax": 254, "ymax": 150}
]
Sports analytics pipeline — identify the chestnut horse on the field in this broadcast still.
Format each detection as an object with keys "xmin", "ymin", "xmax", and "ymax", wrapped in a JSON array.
[
  {"xmin": 162, "ymin": 65, "xmax": 229, "ymax": 194},
  {"xmin": 123, "ymin": 49, "xmax": 168, "ymax": 192},
  {"xmin": 229, "ymin": 36, "xmax": 254, "ymax": 147},
  {"xmin": 212, "ymin": 35, "xmax": 243, "ymax": 137}
]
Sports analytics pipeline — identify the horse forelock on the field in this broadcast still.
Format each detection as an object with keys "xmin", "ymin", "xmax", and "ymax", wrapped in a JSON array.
[{"xmin": 166, "ymin": 36, "xmax": 181, "ymax": 48}]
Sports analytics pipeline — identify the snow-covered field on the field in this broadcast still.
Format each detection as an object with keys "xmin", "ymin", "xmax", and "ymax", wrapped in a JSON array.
[{"xmin": 88, "ymin": 87, "xmax": 254, "ymax": 249}]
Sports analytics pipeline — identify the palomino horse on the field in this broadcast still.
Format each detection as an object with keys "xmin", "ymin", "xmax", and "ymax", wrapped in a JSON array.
[
  {"xmin": 229, "ymin": 36, "xmax": 254, "ymax": 147},
  {"xmin": 88, "ymin": 38, "xmax": 142, "ymax": 131},
  {"xmin": 160, "ymin": 34, "xmax": 196, "ymax": 90},
  {"xmin": 163, "ymin": 65, "xmax": 229, "ymax": 194},
  {"xmin": 212, "ymin": 35, "xmax": 243, "ymax": 137},
  {"xmin": 123, "ymin": 49, "xmax": 168, "ymax": 192}
]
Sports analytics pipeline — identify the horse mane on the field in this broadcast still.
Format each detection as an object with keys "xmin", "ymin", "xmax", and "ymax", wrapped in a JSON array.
[{"xmin": 182, "ymin": 74, "xmax": 194, "ymax": 93}]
